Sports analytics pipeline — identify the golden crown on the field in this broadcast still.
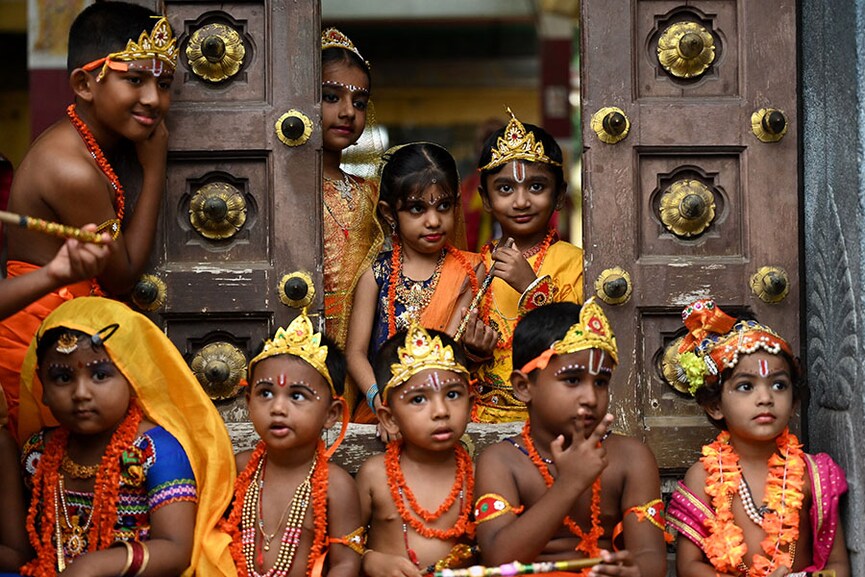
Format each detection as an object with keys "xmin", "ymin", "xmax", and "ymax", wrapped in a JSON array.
[
  {"xmin": 479, "ymin": 107, "xmax": 562, "ymax": 172},
  {"xmin": 111, "ymin": 16, "xmax": 177, "ymax": 66},
  {"xmin": 248, "ymin": 310, "xmax": 334, "ymax": 392},
  {"xmin": 553, "ymin": 297, "xmax": 619, "ymax": 364},
  {"xmin": 384, "ymin": 322, "xmax": 468, "ymax": 397},
  {"xmin": 321, "ymin": 27, "xmax": 369, "ymax": 68}
]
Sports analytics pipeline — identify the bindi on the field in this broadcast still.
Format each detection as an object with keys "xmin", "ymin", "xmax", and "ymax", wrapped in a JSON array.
[
  {"xmin": 554, "ymin": 364, "xmax": 587, "ymax": 377},
  {"xmin": 322, "ymin": 80, "xmax": 369, "ymax": 95}
]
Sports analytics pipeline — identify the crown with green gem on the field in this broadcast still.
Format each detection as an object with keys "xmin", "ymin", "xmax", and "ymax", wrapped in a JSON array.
[{"xmin": 479, "ymin": 107, "xmax": 563, "ymax": 172}]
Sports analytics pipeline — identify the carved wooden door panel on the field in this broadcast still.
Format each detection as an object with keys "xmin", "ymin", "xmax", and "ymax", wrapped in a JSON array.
[
  {"xmin": 133, "ymin": 1, "xmax": 322, "ymax": 421},
  {"xmin": 580, "ymin": 1, "xmax": 798, "ymax": 472}
]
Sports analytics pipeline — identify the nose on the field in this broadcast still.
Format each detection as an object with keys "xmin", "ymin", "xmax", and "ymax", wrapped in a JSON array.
[
  {"xmin": 338, "ymin": 96, "xmax": 355, "ymax": 119},
  {"xmin": 71, "ymin": 378, "xmax": 92, "ymax": 402},
  {"xmin": 424, "ymin": 208, "xmax": 441, "ymax": 229},
  {"xmin": 578, "ymin": 381, "xmax": 598, "ymax": 409},
  {"xmin": 756, "ymin": 384, "xmax": 775, "ymax": 406},
  {"xmin": 430, "ymin": 395, "xmax": 449, "ymax": 419},
  {"xmin": 513, "ymin": 189, "xmax": 531, "ymax": 209},
  {"xmin": 270, "ymin": 395, "xmax": 288, "ymax": 416},
  {"xmin": 139, "ymin": 78, "xmax": 159, "ymax": 106}
]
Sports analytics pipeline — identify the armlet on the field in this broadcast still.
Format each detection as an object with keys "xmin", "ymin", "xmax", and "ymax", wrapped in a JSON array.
[
  {"xmin": 611, "ymin": 498, "xmax": 673, "ymax": 551},
  {"xmin": 474, "ymin": 493, "xmax": 524, "ymax": 524},
  {"xmin": 518, "ymin": 275, "xmax": 556, "ymax": 315},
  {"xmin": 329, "ymin": 526, "xmax": 366, "ymax": 556}
]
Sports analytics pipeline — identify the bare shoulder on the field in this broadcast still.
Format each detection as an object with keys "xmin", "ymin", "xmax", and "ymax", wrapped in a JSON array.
[
  {"xmin": 476, "ymin": 439, "xmax": 522, "ymax": 478},
  {"xmin": 328, "ymin": 461, "xmax": 358, "ymax": 491},
  {"xmin": 606, "ymin": 433, "xmax": 657, "ymax": 465},
  {"xmin": 235, "ymin": 449, "xmax": 253, "ymax": 472},
  {"xmin": 356, "ymin": 452, "xmax": 386, "ymax": 483}
]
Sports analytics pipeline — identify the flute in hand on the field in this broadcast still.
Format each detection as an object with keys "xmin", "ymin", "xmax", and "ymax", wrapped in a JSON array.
[
  {"xmin": 433, "ymin": 557, "xmax": 602, "ymax": 577},
  {"xmin": 454, "ymin": 238, "xmax": 515, "ymax": 342},
  {"xmin": 0, "ymin": 210, "xmax": 110, "ymax": 244}
]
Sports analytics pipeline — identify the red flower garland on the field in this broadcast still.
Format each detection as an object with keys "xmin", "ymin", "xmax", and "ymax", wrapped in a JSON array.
[
  {"xmin": 22, "ymin": 401, "xmax": 143, "ymax": 577},
  {"xmin": 521, "ymin": 420, "xmax": 603, "ymax": 560},
  {"xmin": 384, "ymin": 441, "xmax": 475, "ymax": 540},
  {"xmin": 387, "ymin": 242, "xmax": 480, "ymax": 338}
]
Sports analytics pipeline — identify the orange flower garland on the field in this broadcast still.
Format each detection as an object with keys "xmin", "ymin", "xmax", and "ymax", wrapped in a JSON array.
[
  {"xmin": 387, "ymin": 242, "xmax": 480, "ymax": 338},
  {"xmin": 521, "ymin": 420, "xmax": 603, "ymax": 560},
  {"xmin": 23, "ymin": 401, "xmax": 143, "ymax": 577},
  {"xmin": 480, "ymin": 228, "xmax": 558, "ymax": 348},
  {"xmin": 701, "ymin": 429, "xmax": 805, "ymax": 577},
  {"xmin": 385, "ymin": 440, "xmax": 475, "ymax": 540},
  {"xmin": 224, "ymin": 440, "xmax": 330, "ymax": 577}
]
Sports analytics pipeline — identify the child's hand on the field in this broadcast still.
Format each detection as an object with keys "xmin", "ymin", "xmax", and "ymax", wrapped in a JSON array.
[
  {"xmin": 135, "ymin": 118, "xmax": 170, "ymax": 172},
  {"xmin": 551, "ymin": 413, "xmax": 612, "ymax": 489},
  {"xmin": 45, "ymin": 224, "xmax": 112, "ymax": 286},
  {"xmin": 589, "ymin": 549, "xmax": 639, "ymax": 577},
  {"xmin": 492, "ymin": 237, "xmax": 536, "ymax": 293},
  {"xmin": 362, "ymin": 550, "xmax": 424, "ymax": 577},
  {"xmin": 459, "ymin": 307, "xmax": 498, "ymax": 357}
]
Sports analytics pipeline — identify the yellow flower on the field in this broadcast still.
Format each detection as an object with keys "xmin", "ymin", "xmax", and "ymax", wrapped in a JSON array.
[{"xmin": 679, "ymin": 351, "xmax": 707, "ymax": 395}]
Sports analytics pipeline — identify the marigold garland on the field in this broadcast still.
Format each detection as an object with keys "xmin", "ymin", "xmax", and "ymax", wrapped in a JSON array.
[
  {"xmin": 387, "ymin": 241, "xmax": 480, "ymax": 338},
  {"xmin": 701, "ymin": 428, "xmax": 805, "ymax": 577},
  {"xmin": 521, "ymin": 420, "xmax": 603, "ymax": 561},
  {"xmin": 224, "ymin": 440, "xmax": 330, "ymax": 577},
  {"xmin": 22, "ymin": 401, "xmax": 143, "ymax": 577},
  {"xmin": 480, "ymin": 228, "xmax": 558, "ymax": 348},
  {"xmin": 385, "ymin": 440, "xmax": 475, "ymax": 540}
]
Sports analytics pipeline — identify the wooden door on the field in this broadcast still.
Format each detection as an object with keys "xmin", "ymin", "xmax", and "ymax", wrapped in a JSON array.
[
  {"xmin": 580, "ymin": 1, "xmax": 798, "ymax": 472},
  {"xmin": 132, "ymin": 1, "xmax": 322, "ymax": 423}
]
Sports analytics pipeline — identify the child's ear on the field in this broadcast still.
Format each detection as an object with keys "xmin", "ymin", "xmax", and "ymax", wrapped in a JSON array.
[
  {"xmin": 323, "ymin": 397, "xmax": 345, "ymax": 430},
  {"xmin": 554, "ymin": 183, "xmax": 568, "ymax": 211},
  {"xmin": 511, "ymin": 370, "xmax": 533, "ymax": 403},
  {"xmin": 705, "ymin": 401, "xmax": 725, "ymax": 422},
  {"xmin": 70, "ymin": 68, "xmax": 95, "ymax": 103},
  {"xmin": 378, "ymin": 201, "xmax": 396, "ymax": 229},
  {"xmin": 479, "ymin": 186, "xmax": 493, "ymax": 213},
  {"xmin": 376, "ymin": 403, "xmax": 401, "ymax": 437}
]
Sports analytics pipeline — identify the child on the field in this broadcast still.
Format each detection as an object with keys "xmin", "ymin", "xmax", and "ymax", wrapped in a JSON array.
[
  {"xmin": 0, "ymin": 1, "xmax": 175, "ymax": 440},
  {"xmin": 473, "ymin": 109, "xmax": 584, "ymax": 423},
  {"xmin": 357, "ymin": 323, "xmax": 476, "ymax": 577},
  {"xmin": 16, "ymin": 296, "xmax": 236, "ymax": 577},
  {"xmin": 666, "ymin": 299, "xmax": 849, "ymax": 577},
  {"xmin": 345, "ymin": 142, "xmax": 495, "ymax": 426},
  {"xmin": 474, "ymin": 300, "xmax": 668, "ymax": 577},
  {"xmin": 321, "ymin": 28, "xmax": 384, "ymax": 376},
  {"xmin": 0, "ymin": 418, "xmax": 28, "ymax": 572},
  {"xmin": 223, "ymin": 310, "xmax": 363, "ymax": 577}
]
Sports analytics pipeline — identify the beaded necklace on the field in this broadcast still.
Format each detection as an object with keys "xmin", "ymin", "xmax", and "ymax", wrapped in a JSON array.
[
  {"xmin": 384, "ymin": 441, "xmax": 475, "ymax": 543},
  {"xmin": 701, "ymin": 429, "xmax": 804, "ymax": 577},
  {"xmin": 387, "ymin": 242, "xmax": 479, "ymax": 338},
  {"xmin": 481, "ymin": 228, "xmax": 558, "ymax": 349},
  {"xmin": 66, "ymin": 104, "xmax": 126, "ymax": 222},
  {"xmin": 24, "ymin": 401, "xmax": 143, "ymax": 577},
  {"xmin": 520, "ymin": 420, "xmax": 603, "ymax": 562}
]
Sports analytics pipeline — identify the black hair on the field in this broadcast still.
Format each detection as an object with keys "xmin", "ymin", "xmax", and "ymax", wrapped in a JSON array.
[
  {"xmin": 372, "ymin": 327, "xmax": 468, "ymax": 403},
  {"xmin": 322, "ymin": 45, "xmax": 372, "ymax": 91},
  {"xmin": 693, "ymin": 317, "xmax": 804, "ymax": 430},
  {"xmin": 378, "ymin": 143, "xmax": 460, "ymax": 227},
  {"xmin": 512, "ymin": 302, "xmax": 583, "ymax": 375},
  {"xmin": 248, "ymin": 333, "xmax": 347, "ymax": 397},
  {"xmin": 477, "ymin": 122, "xmax": 566, "ymax": 196},
  {"xmin": 67, "ymin": 2, "xmax": 163, "ymax": 74},
  {"xmin": 36, "ymin": 328, "xmax": 101, "ymax": 366}
]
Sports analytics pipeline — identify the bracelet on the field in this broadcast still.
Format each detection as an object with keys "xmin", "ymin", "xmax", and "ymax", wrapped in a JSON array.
[
  {"xmin": 366, "ymin": 383, "xmax": 379, "ymax": 411},
  {"xmin": 135, "ymin": 542, "xmax": 150, "ymax": 577},
  {"xmin": 120, "ymin": 541, "xmax": 149, "ymax": 577},
  {"xmin": 114, "ymin": 541, "xmax": 134, "ymax": 577}
]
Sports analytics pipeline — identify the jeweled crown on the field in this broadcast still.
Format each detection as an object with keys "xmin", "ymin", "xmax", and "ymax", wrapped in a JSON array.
[
  {"xmin": 321, "ymin": 27, "xmax": 369, "ymax": 68},
  {"xmin": 111, "ymin": 17, "xmax": 176, "ymax": 67},
  {"xmin": 384, "ymin": 322, "xmax": 468, "ymax": 397},
  {"xmin": 248, "ymin": 310, "xmax": 334, "ymax": 392},
  {"xmin": 479, "ymin": 107, "xmax": 562, "ymax": 172},
  {"xmin": 553, "ymin": 297, "xmax": 619, "ymax": 364}
]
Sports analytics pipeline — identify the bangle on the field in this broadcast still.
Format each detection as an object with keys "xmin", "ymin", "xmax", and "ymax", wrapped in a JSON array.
[
  {"xmin": 366, "ymin": 383, "xmax": 379, "ymax": 411},
  {"xmin": 135, "ymin": 542, "xmax": 150, "ymax": 577},
  {"xmin": 120, "ymin": 541, "xmax": 148, "ymax": 577},
  {"xmin": 114, "ymin": 541, "xmax": 134, "ymax": 577}
]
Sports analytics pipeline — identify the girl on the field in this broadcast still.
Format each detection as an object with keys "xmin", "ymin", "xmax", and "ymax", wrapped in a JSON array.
[
  {"xmin": 666, "ymin": 299, "xmax": 849, "ymax": 577},
  {"xmin": 16, "ymin": 297, "xmax": 236, "ymax": 577},
  {"xmin": 345, "ymin": 143, "xmax": 495, "ymax": 427},
  {"xmin": 320, "ymin": 28, "xmax": 384, "ymax": 410}
]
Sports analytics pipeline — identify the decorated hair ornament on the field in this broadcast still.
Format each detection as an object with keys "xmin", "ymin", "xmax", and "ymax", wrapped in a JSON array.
[
  {"xmin": 248, "ymin": 309, "xmax": 334, "ymax": 392},
  {"xmin": 479, "ymin": 107, "xmax": 563, "ymax": 172},
  {"xmin": 519, "ymin": 297, "xmax": 618, "ymax": 374},
  {"xmin": 672, "ymin": 299, "xmax": 796, "ymax": 396},
  {"xmin": 383, "ymin": 321, "xmax": 469, "ymax": 400},
  {"xmin": 82, "ymin": 16, "xmax": 177, "ymax": 81},
  {"xmin": 321, "ymin": 27, "xmax": 370, "ymax": 68}
]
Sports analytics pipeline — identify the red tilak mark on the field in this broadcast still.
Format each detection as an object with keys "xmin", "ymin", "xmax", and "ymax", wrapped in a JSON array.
[
  {"xmin": 759, "ymin": 359, "xmax": 769, "ymax": 377},
  {"xmin": 278, "ymin": 374, "xmax": 287, "ymax": 387},
  {"xmin": 513, "ymin": 160, "xmax": 526, "ymax": 183}
]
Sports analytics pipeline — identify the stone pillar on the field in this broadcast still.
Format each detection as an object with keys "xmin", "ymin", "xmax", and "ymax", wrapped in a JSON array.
[{"xmin": 801, "ymin": 0, "xmax": 865, "ymax": 574}]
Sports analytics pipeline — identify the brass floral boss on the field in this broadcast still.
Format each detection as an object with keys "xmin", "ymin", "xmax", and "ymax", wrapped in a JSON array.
[
  {"xmin": 190, "ymin": 342, "xmax": 248, "ymax": 400},
  {"xmin": 186, "ymin": 23, "xmax": 246, "ymax": 83},
  {"xmin": 189, "ymin": 182, "xmax": 247, "ymax": 240},
  {"xmin": 275, "ymin": 110, "xmax": 313, "ymax": 147},
  {"xmin": 659, "ymin": 179, "xmax": 716, "ymax": 238},
  {"xmin": 131, "ymin": 274, "xmax": 167, "ymax": 312},
  {"xmin": 657, "ymin": 21, "xmax": 716, "ymax": 78},
  {"xmin": 278, "ymin": 271, "xmax": 315, "ymax": 308},
  {"xmin": 750, "ymin": 266, "xmax": 789, "ymax": 303},
  {"xmin": 590, "ymin": 107, "xmax": 630, "ymax": 144},
  {"xmin": 594, "ymin": 267, "xmax": 632, "ymax": 305},
  {"xmin": 751, "ymin": 108, "xmax": 788, "ymax": 142}
]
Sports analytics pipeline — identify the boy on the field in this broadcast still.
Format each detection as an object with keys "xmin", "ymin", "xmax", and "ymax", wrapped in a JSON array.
[
  {"xmin": 475, "ymin": 300, "xmax": 667, "ymax": 577},
  {"xmin": 358, "ymin": 323, "xmax": 476, "ymax": 577},
  {"xmin": 0, "ymin": 1, "xmax": 175, "ymax": 439},
  {"xmin": 224, "ymin": 311, "xmax": 363, "ymax": 577},
  {"xmin": 473, "ymin": 109, "xmax": 584, "ymax": 423},
  {"xmin": 666, "ymin": 299, "xmax": 849, "ymax": 577}
]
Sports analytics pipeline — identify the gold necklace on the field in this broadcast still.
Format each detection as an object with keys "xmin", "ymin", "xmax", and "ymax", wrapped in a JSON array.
[
  {"xmin": 60, "ymin": 454, "xmax": 99, "ymax": 480},
  {"xmin": 324, "ymin": 171, "xmax": 355, "ymax": 206},
  {"xmin": 393, "ymin": 250, "xmax": 446, "ymax": 329},
  {"xmin": 55, "ymin": 475, "xmax": 95, "ymax": 565}
]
